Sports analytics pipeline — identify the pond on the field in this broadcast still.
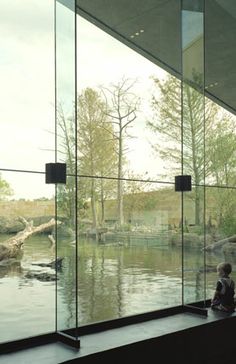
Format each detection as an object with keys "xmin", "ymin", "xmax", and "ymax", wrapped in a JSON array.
[{"xmin": 0, "ymin": 234, "xmax": 234, "ymax": 343}]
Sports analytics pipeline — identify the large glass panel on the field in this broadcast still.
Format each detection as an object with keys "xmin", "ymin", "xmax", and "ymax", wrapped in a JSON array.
[
  {"xmin": 0, "ymin": 0, "xmax": 56, "ymax": 344},
  {"xmin": 0, "ymin": 170, "xmax": 55, "ymax": 342},
  {"xmin": 56, "ymin": 176, "xmax": 76, "ymax": 331},
  {"xmin": 55, "ymin": 0, "xmax": 78, "ymax": 339},
  {"xmin": 181, "ymin": 1, "xmax": 206, "ymax": 305},
  {"xmin": 76, "ymin": 14, "xmax": 181, "ymax": 183},
  {"xmin": 204, "ymin": 0, "xmax": 236, "ymax": 189},
  {"xmin": 0, "ymin": 0, "xmax": 54, "ymax": 172},
  {"xmin": 182, "ymin": 185, "xmax": 205, "ymax": 304},
  {"xmin": 75, "ymin": 177, "xmax": 181, "ymax": 325},
  {"xmin": 205, "ymin": 0, "xmax": 236, "ymax": 116}
]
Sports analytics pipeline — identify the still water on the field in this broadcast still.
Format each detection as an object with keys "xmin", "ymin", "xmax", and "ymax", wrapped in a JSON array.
[{"xmin": 0, "ymin": 235, "xmax": 234, "ymax": 343}]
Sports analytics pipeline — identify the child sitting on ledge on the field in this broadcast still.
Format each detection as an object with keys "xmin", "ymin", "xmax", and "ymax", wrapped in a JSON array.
[{"xmin": 211, "ymin": 262, "xmax": 235, "ymax": 312}]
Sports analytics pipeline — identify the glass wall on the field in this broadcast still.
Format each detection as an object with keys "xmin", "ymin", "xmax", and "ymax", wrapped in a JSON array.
[
  {"xmin": 0, "ymin": 0, "xmax": 55, "ymax": 342},
  {"xmin": 54, "ymin": 3, "xmax": 184, "ymax": 326},
  {"xmin": 75, "ymin": 8, "xmax": 183, "ymax": 324},
  {"xmin": 0, "ymin": 170, "xmax": 55, "ymax": 342},
  {"xmin": 55, "ymin": 0, "xmax": 78, "ymax": 339},
  {"xmin": 77, "ymin": 178, "xmax": 182, "ymax": 324},
  {"xmin": 1, "ymin": 0, "xmax": 236, "ymax": 346}
]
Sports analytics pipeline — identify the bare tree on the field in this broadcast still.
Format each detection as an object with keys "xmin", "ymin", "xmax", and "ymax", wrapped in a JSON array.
[{"xmin": 102, "ymin": 78, "xmax": 140, "ymax": 228}]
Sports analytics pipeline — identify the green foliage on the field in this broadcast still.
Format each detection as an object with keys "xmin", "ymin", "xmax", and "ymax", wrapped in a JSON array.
[
  {"xmin": 148, "ymin": 73, "xmax": 236, "ymax": 226},
  {"xmin": 0, "ymin": 174, "xmax": 13, "ymax": 200},
  {"xmin": 207, "ymin": 116, "xmax": 236, "ymax": 186},
  {"xmin": 220, "ymin": 214, "xmax": 236, "ymax": 237},
  {"xmin": 148, "ymin": 74, "xmax": 218, "ymax": 182},
  {"xmin": 57, "ymin": 81, "xmax": 143, "ymax": 230},
  {"xmin": 77, "ymin": 87, "xmax": 118, "ymax": 228},
  {"xmin": 206, "ymin": 187, "xmax": 236, "ymax": 237},
  {"xmin": 120, "ymin": 223, "xmax": 132, "ymax": 232},
  {"xmin": 78, "ymin": 87, "xmax": 117, "ymax": 177}
]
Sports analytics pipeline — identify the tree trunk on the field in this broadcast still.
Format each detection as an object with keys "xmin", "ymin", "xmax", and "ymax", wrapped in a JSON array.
[
  {"xmin": 90, "ymin": 179, "xmax": 98, "ymax": 240},
  {"xmin": 100, "ymin": 178, "xmax": 105, "ymax": 226},
  {"xmin": 0, "ymin": 217, "xmax": 58, "ymax": 262},
  {"xmin": 195, "ymin": 186, "xmax": 201, "ymax": 226},
  {"xmin": 204, "ymin": 234, "xmax": 236, "ymax": 251},
  {"xmin": 117, "ymin": 130, "xmax": 124, "ymax": 227}
]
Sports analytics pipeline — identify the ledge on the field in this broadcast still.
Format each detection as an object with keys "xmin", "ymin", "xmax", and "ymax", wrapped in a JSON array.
[{"xmin": 0, "ymin": 307, "xmax": 235, "ymax": 364}]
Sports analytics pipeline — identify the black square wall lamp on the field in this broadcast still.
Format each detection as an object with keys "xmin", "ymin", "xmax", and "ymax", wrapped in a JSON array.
[
  {"xmin": 45, "ymin": 163, "xmax": 67, "ymax": 184},
  {"xmin": 175, "ymin": 175, "xmax": 192, "ymax": 192}
]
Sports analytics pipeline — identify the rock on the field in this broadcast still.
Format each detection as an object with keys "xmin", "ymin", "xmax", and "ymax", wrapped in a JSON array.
[
  {"xmin": 25, "ymin": 271, "xmax": 57, "ymax": 281},
  {"xmin": 170, "ymin": 232, "xmax": 201, "ymax": 247},
  {"xmin": 205, "ymin": 234, "xmax": 236, "ymax": 251},
  {"xmin": 0, "ymin": 217, "xmax": 24, "ymax": 234},
  {"xmin": 222, "ymin": 242, "xmax": 236, "ymax": 255},
  {"xmin": 56, "ymin": 224, "xmax": 75, "ymax": 238},
  {"xmin": 200, "ymin": 234, "xmax": 214, "ymax": 245},
  {"xmin": 32, "ymin": 257, "xmax": 63, "ymax": 270},
  {"xmin": 198, "ymin": 264, "xmax": 216, "ymax": 273}
]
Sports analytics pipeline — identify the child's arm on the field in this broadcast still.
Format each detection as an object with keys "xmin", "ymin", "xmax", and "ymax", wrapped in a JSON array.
[
  {"xmin": 211, "ymin": 280, "xmax": 222, "ymax": 305},
  {"xmin": 212, "ymin": 290, "xmax": 220, "ymax": 302}
]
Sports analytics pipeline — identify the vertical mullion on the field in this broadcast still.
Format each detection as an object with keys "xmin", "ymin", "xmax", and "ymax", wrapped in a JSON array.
[
  {"xmin": 54, "ymin": 0, "xmax": 58, "ymax": 333},
  {"xmin": 180, "ymin": 0, "xmax": 184, "ymax": 307},
  {"xmin": 74, "ymin": 0, "xmax": 79, "ymax": 338}
]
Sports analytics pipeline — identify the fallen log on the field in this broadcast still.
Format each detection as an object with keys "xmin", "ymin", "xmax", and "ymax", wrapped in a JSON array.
[
  {"xmin": 203, "ymin": 234, "xmax": 236, "ymax": 252},
  {"xmin": 0, "ymin": 217, "xmax": 60, "ymax": 262}
]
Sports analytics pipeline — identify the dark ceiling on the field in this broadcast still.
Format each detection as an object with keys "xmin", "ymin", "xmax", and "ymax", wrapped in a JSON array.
[
  {"xmin": 76, "ymin": 0, "xmax": 181, "ymax": 77},
  {"xmin": 59, "ymin": 0, "xmax": 236, "ymax": 115}
]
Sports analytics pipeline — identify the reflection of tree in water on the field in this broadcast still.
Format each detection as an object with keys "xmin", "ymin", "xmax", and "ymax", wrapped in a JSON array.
[
  {"xmin": 88, "ymin": 247, "xmax": 96, "ymax": 320},
  {"xmin": 183, "ymin": 250, "xmax": 205, "ymax": 303},
  {"xmin": 194, "ymin": 252, "xmax": 204, "ymax": 302},
  {"xmin": 80, "ymin": 243, "xmax": 125, "ymax": 323},
  {"xmin": 57, "ymin": 242, "xmax": 124, "ymax": 328},
  {"xmin": 195, "ymin": 271, "xmax": 202, "ymax": 302},
  {"xmin": 98, "ymin": 246, "xmax": 124, "ymax": 318},
  {"xmin": 57, "ymin": 240, "xmax": 184, "ymax": 326},
  {"xmin": 116, "ymin": 248, "xmax": 124, "ymax": 317},
  {"xmin": 57, "ymin": 253, "xmax": 77, "ymax": 329}
]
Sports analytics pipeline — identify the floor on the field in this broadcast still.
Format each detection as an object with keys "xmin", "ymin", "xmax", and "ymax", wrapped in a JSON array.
[{"xmin": 0, "ymin": 308, "xmax": 235, "ymax": 364}]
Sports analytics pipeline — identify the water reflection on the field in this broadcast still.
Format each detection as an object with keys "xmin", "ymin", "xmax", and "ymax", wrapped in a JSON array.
[
  {"xmin": 57, "ymin": 239, "xmax": 183, "ymax": 327},
  {"xmin": 0, "ymin": 259, "xmax": 23, "ymax": 279},
  {"xmin": 1, "ymin": 235, "xmax": 236, "ymax": 342}
]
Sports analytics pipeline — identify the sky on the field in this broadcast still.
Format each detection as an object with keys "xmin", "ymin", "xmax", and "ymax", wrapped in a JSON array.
[{"xmin": 0, "ymin": 0, "xmax": 167, "ymax": 200}]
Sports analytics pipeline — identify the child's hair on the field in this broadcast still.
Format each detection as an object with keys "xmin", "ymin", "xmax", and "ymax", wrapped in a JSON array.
[{"xmin": 217, "ymin": 262, "xmax": 232, "ymax": 275}]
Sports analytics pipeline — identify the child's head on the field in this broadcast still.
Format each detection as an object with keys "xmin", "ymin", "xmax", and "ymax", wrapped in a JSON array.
[{"xmin": 217, "ymin": 262, "xmax": 232, "ymax": 277}]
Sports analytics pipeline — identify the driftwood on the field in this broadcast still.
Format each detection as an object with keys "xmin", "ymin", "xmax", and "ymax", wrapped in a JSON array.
[
  {"xmin": 204, "ymin": 234, "xmax": 236, "ymax": 252},
  {"xmin": 0, "ymin": 217, "xmax": 59, "ymax": 262},
  {"xmin": 48, "ymin": 234, "xmax": 55, "ymax": 247}
]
